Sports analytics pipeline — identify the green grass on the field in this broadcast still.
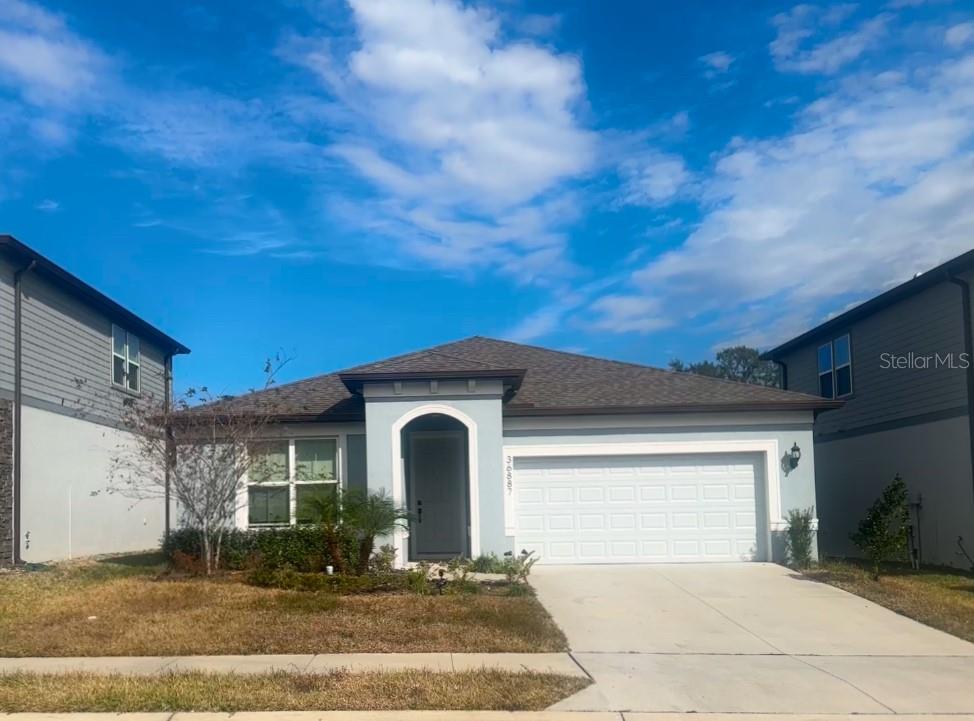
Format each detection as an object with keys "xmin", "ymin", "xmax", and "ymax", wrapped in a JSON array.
[
  {"xmin": 0, "ymin": 557, "xmax": 567, "ymax": 656},
  {"xmin": 0, "ymin": 670, "xmax": 589, "ymax": 712},
  {"xmin": 807, "ymin": 559, "xmax": 974, "ymax": 642}
]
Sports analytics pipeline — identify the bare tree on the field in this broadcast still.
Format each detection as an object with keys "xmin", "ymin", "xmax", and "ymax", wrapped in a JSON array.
[{"xmin": 109, "ymin": 355, "xmax": 291, "ymax": 574}]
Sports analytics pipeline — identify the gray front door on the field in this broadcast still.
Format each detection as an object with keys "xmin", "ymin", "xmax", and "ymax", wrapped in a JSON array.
[{"xmin": 408, "ymin": 430, "xmax": 467, "ymax": 560}]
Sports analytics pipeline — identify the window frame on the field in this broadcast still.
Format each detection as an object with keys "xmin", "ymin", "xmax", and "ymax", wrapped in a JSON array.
[
  {"xmin": 817, "ymin": 334, "xmax": 853, "ymax": 399},
  {"xmin": 111, "ymin": 324, "xmax": 142, "ymax": 395},
  {"xmin": 833, "ymin": 334, "xmax": 853, "ymax": 398},
  {"xmin": 245, "ymin": 437, "xmax": 342, "ymax": 528}
]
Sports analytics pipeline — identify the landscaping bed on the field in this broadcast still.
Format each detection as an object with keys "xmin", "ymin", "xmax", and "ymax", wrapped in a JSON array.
[
  {"xmin": 0, "ymin": 669, "xmax": 589, "ymax": 712},
  {"xmin": 0, "ymin": 557, "xmax": 567, "ymax": 656},
  {"xmin": 806, "ymin": 559, "xmax": 974, "ymax": 643}
]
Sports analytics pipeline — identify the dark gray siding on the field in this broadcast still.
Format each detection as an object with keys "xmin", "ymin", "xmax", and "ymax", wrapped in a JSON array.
[
  {"xmin": 346, "ymin": 433, "xmax": 368, "ymax": 493},
  {"xmin": 779, "ymin": 279, "xmax": 968, "ymax": 436},
  {"xmin": 0, "ymin": 255, "xmax": 167, "ymax": 425}
]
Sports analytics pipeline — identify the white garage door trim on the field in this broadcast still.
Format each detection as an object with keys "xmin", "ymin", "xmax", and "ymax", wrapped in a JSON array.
[{"xmin": 502, "ymin": 440, "xmax": 782, "ymax": 556}]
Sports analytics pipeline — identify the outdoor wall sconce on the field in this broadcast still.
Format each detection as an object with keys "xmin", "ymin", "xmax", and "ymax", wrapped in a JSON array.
[{"xmin": 788, "ymin": 442, "xmax": 802, "ymax": 470}]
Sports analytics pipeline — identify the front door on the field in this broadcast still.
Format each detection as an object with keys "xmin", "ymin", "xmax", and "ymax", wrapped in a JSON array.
[{"xmin": 407, "ymin": 430, "xmax": 468, "ymax": 560}]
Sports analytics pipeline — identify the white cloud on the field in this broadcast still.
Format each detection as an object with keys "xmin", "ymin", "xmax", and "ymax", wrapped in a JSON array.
[
  {"xmin": 611, "ymin": 50, "xmax": 974, "ymax": 347},
  {"xmin": 285, "ymin": 0, "xmax": 596, "ymax": 279},
  {"xmin": 618, "ymin": 151, "xmax": 691, "ymax": 205},
  {"xmin": 0, "ymin": 0, "xmax": 107, "ymax": 106},
  {"xmin": 699, "ymin": 51, "xmax": 735, "ymax": 75},
  {"xmin": 34, "ymin": 197, "xmax": 58, "ymax": 212},
  {"xmin": 589, "ymin": 294, "xmax": 671, "ymax": 334},
  {"xmin": 946, "ymin": 22, "xmax": 974, "ymax": 48},
  {"xmin": 771, "ymin": 5, "xmax": 890, "ymax": 74},
  {"xmin": 110, "ymin": 90, "xmax": 320, "ymax": 171}
]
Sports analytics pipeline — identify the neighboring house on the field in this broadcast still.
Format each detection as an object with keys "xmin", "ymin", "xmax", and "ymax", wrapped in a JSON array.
[
  {"xmin": 0, "ymin": 235, "xmax": 189, "ymax": 566},
  {"xmin": 763, "ymin": 249, "xmax": 974, "ymax": 568},
  {"xmin": 210, "ymin": 336, "xmax": 838, "ymax": 565}
]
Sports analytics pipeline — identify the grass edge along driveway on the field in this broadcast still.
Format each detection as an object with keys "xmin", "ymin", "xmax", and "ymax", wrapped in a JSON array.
[
  {"xmin": 806, "ymin": 559, "xmax": 974, "ymax": 644},
  {"xmin": 0, "ymin": 669, "xmax": 589, "ymax": 712}
]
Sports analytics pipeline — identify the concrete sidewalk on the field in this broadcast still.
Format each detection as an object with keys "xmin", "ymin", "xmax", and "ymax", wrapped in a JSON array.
[{"xmin": 0, "ymin": 653, "xmax": 586, "ymax": 677}]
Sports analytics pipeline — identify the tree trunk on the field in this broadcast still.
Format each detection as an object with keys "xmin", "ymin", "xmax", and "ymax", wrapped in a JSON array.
[{"xmin": 357, "ymin": 534, "xmax": 374, "ymax": 575}]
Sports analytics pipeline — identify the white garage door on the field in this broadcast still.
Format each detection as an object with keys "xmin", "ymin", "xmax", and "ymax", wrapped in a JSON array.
[{"xmin": 513, "ymin": 453, "xmax": 763, "ymax": 564}]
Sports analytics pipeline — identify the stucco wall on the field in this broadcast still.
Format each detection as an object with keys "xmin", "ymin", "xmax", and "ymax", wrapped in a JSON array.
[
  {"xmin": 19, "ymin": 404, "xmax": 164, "ymax": 562},
  {"xmin": 364, "ymin": 395, "xmax": 507, "ymax": 557},
  {"xmin": 815, "ymin": 415, "xmax": 974, "ymax": 567}
]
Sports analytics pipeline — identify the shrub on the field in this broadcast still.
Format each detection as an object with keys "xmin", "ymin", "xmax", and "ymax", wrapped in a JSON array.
[
  {"xmin": 369, "ymin": 544, "xmax": 398, "ymax": 574},
  {"xmin": 245, "ymin": 567, "xmax": 413, "ymax": 594},
  {"xmin": 467, "ymin": 553, "xmax": 505, "ymax": 573},
  {"xmin": 785, "ymin": 507, "xmax": 815, "ymax": 569},
  {"xmin": 851, "ymin": 474, "xmax": 911, "ymax": 579},
  {"xmin": 501, "ymin": 551, "xmax": 538, "ymax": 586},
  {"xmin": 162, "ymin": 526, "xmax": 356, "ymax": 573}
]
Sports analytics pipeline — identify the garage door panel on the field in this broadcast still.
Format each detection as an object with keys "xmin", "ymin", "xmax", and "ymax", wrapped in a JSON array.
[{"xmin": 513, "ymin": 453, "xmax": 763, "ymax": 564}]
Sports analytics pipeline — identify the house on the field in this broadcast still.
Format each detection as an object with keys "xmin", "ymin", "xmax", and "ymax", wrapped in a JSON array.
[
  {"xmin": 0, "ymin": 235, "xmax": 189, "ymax": 566},
  {"xmin": 763, "ymin": 249, "xmax": 974, "ymax": 568},
  {"xmin": 211, "ymin": 336, "xmax": 838, "ymax": 565}
]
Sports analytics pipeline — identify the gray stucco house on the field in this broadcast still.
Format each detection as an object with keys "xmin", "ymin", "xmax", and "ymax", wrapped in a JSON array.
[
  {"xmin": 214, "ymin": 337, "xmax": 838, "ymax": 566},
  {"xmin": 763, "ymin": 249, "xmax": 974, "ymax": 568},
  {"xmin": 0, "ymin": 235, "xmax": 189, "ymax": 566}
]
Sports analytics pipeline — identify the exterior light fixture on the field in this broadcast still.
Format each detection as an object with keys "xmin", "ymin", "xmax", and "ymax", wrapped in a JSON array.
[{"xmin": 788, "ymin": 442, "xmax": 802, "ymax": 470}]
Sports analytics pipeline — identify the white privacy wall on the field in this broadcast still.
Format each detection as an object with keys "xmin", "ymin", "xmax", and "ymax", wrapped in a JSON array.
[{"xmin": 19, "ymin": 404, "xmax": 164, "ymax": 562}]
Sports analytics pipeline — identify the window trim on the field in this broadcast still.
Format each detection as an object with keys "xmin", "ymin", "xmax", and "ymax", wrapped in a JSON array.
[
  {"xmin": 817, "ymin": 334, "xmax": 853, "ymax": 399},
  {"xmin": 111, "ymin": 324, "xmax": 142, "ymax": 395},
  {"xmin": 245, "ymin": 437, "xmax": 342, "ymax": 528}
]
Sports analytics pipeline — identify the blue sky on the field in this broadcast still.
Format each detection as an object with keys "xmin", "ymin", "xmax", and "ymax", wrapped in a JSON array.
[{"xmin": 2, "ymin": 0, "xmax": 974, "ymax": 394}]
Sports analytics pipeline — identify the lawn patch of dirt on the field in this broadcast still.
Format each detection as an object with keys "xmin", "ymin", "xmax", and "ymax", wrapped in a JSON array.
[
  {"xmin": 806, "ymin": 559, "xmax": 974, "ymax": 643},
  {"xmin": 0, "ymin": 670, "xmax": 589, "ymax": 712},
  {"xmin": 0, "ymin": 560, "xmax": 567, "ymax": 656}
]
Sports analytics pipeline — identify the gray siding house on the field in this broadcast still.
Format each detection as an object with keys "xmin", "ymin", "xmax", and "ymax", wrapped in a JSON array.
[
  {"xmin": 764, "ymin": 249, "xmax": 974, "ymax": 567},
  {"xmin": 207, "ymin": 337, "xmax": 838, "ymax": 566},
  {"xmin": 0, "ymin": 235, "xmax": 189, "ymax": 566}
]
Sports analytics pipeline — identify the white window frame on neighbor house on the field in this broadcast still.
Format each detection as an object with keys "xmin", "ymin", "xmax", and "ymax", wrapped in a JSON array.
[
  {"xmin": 242, "ymin": 437, "xmax": 343, "ymax": 528},
  {"xmin": 818, "ymin": 334, "xmax": 853, "ymax": 399},
  {"xmin": 111, "ymin": 324, "xmax": 141, "ymax": 394}
]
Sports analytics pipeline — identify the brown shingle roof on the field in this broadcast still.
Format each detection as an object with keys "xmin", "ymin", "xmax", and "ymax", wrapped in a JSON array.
[{"xmin": 201, "ymin": 336, "xmax": 840, "ymax": 421}]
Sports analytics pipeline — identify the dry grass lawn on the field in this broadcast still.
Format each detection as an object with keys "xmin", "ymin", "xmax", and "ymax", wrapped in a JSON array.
[
  {"xmin": 0, "ymin": 670, "xmax": 589, "ymax": 712},
  {"xmin": 0, "ymin": 558, "xmax": 567, "ymax": 656},
  {"xmin": 807, "ymin": 559, "xmax": 974, "ymax": 643}
]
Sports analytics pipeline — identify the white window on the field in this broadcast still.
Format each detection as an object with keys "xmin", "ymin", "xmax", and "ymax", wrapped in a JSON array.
[
  {"xmin": 112, "ymin": 325, "xmax": 141, "ymax": 393},
  {"xmin": 818, "ymin": 334, "xmax": 852, "ymax": 399},
  {"xmin": 247, "ymin": 438, "xmax": 340, "ymax": 527}
]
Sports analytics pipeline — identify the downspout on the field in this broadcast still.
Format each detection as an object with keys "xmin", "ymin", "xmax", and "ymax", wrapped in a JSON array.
[
  {"xmin": 12, "ymin": 260, "xmax": 36, "ymax": 565},
  {"xmin": 163, "ymin": 353, "xmax": 173, "ymax": 540},
  {"xmin": 947, "ymin": 273, "xmax": 974, "ymax": 523}
]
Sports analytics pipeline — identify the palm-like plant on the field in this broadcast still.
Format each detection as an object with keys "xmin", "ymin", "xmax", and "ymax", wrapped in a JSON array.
[{"xmin": 342, "ymin": 489, "xmax": 411, "ymax": 574}]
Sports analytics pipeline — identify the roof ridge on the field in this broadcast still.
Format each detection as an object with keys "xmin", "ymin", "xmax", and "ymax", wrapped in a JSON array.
[
  {"xmin": 338, "ymin": 336, "xmax": 482, "ymax": 373},
  {"xmin": 422, "ymin": 348, "xmax": 511, "ymax": 369},
  {"xmin": 466, "ymin": 336, "xmax": 808, "ymax": 398}
]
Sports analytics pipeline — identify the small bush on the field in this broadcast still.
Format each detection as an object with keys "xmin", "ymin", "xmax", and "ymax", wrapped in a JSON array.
[
  {"xmin": 369, "ymin": 544, "xmax": 397, "ymax": 573},
  {"xmin": 785, "ymin": 507, "xmax": 815, "ymax": 569},
  {"xmin": 467, "ymin": 553, "xmax": 506, "ymax": 573},
  {"xmin": 851, "ymin": 473, "xmax": 911, "ymax": 579},
  {"xmin": 244, "ymin": 568, "xmax": 414, "ymax": 594},
  {"xmin": 162, "ymin": 526, "xmax": 357, "ymax": 573}
]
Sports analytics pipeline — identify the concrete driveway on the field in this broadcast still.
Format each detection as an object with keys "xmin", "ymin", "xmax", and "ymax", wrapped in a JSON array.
[{"xmin": 531, "ymin": 563, "xmax": 974, "ymax": 714}]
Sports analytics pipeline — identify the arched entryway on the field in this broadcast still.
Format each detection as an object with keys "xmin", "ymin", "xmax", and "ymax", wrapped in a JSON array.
[{"xmin": 400, "ymin": 412, "xmax": 471, "ymax": 561}]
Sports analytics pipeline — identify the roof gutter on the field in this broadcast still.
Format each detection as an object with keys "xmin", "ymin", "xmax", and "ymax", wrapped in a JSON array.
[
  {"xmin": 12, "ymin": 259, "xmax": 36, "ymax": 565},
  {"xmin": 947, "ymin": 272, "xmax": 974, "ymax": 521}
]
